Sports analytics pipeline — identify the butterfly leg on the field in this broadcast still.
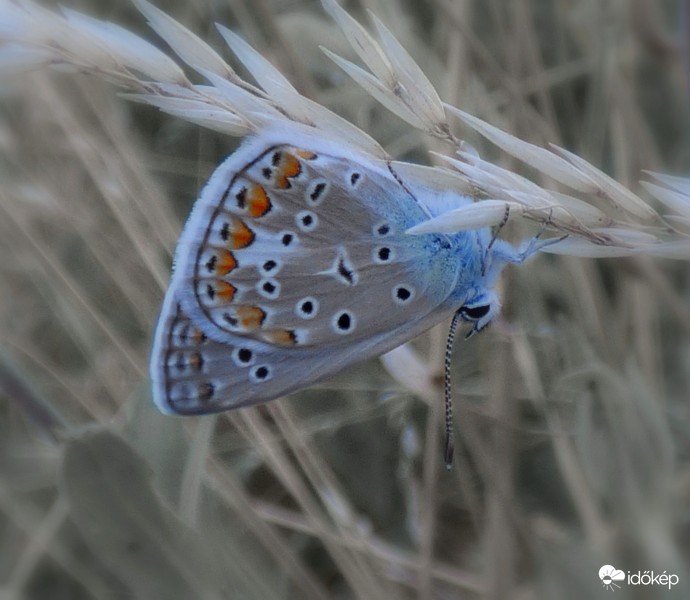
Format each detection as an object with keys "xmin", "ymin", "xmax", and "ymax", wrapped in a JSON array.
[
  {"xmin": 481, "ymin": 203, "xmax": 511, "ymax": 275},
  {"xmin": 494, "ymin": 210, "xmax": 569, "ymax": 266}
]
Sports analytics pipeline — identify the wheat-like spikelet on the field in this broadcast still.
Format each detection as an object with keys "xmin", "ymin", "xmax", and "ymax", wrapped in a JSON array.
[{"xmin": 2, "ymin": 0, "xmax": 688, "ymax": 259}]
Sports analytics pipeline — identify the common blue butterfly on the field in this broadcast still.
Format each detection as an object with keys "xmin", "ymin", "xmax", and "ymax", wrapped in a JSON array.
[{"xmin": 150, "ymin": 125, "xmax": 547, "ymax": 462}]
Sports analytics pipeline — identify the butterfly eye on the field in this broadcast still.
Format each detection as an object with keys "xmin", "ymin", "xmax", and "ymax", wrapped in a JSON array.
[{"xmin": 460, "ymin": 304, "xmax": 491, "ymax": 321}]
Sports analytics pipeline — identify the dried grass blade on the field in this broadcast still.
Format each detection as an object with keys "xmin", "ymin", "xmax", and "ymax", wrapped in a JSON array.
[
  {"xmin": 215, "ymin": 25, "xmax": 297, "ymax": 97},
  {"xmin": 62, "ymin": 9, "xmax": 187, "ymax": 84},
  {"xmin": 133, "ymin": 0, "xmax": 233, "ymax": 78},
  {"xmin": 320, "ymin": 0, "xmax": 393, "ymax": 84},
  {"xmin": 640, "ymin": 181, "xmax": 690, "ymax": 219},
  {"xmin": 370, "ymin": 14, "xmax": 446, "ymax": 126},
  {"xmin": 550, "ymin": 145, "xmax": 658, "ymax": 220},
  {"xmin": 321, "ymin": 47, "xmax": 426, "ymax": 129},
  {"xmin": 445, "ymin": 105, "xmax": 598, "ymax": 193},
  {"xmin": 407, "ymin": 201, "xmax": 518, "ymax": 234}
]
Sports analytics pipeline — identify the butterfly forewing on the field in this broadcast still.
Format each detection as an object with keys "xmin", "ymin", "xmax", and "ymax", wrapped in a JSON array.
[{"xmin": 175, "ymin": 138, "xmax": 456, "ymax": 346}]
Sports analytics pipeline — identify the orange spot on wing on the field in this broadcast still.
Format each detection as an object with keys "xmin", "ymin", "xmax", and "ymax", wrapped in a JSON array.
[
  {"xmin": 190, "ymin": 328, "xmax": 207, "ymax": 345},
  {"xmin": 263, "ymin": 329, "xmax": 297, "ymax": 346},
  {"xmin": 197, "ymin": 382, "xmax": 214, "ymax": 401},
  {"xmin": 188, "ymin": 352, "xmax": 203, "ymax": 371},
  {"xmin": 221, "ymin": 217, "xmax": 255, "ymax": 249},
  {"xmin": 235, "ymin": 305, "xmax": 266, "ymax": 330},
  {"xmin": 274, "ymin": 153, "xmax": 301, "ymax": 189},
  {"xmin": 214, "ymin": 281, "xmax": 237, "ymax": 303},
  {"xmin": 215, "ymin": 249, "xmax": 237, "ymax": 276},
  {"xmin": 247, "ymin": 184, "xmax": 271, "ymax": 217},
  {"xmin": 295, "ymin": 148, "xmax": 317, "ymax": 160}
]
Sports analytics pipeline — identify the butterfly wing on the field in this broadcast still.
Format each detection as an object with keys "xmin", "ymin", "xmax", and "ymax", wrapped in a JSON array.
[
  {"xmin": 151, "ymin": 286, "xmax": 458, "ymax": 414},
  {"xmin": 151, "ymin": 130, "xmax": 473, "ymax": 414}
]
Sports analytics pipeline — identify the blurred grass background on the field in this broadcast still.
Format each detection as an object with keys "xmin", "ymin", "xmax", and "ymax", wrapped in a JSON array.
[{"xmin": 1, "ymin": 0, "xmax": 690, "ymax": 598}]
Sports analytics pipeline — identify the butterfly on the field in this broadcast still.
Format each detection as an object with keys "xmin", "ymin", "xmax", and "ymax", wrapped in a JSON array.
[{"xmin": 150, "ymin": 125, "xmax": 545, "ymax": 463}]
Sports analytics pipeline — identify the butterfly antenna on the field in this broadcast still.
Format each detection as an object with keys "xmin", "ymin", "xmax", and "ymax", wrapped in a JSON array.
[{"xmin": 444, "ymin": 310, "xmax": 463, "ymax": 470}]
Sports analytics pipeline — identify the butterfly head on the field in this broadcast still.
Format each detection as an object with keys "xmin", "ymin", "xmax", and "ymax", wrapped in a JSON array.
[
  {"xmin": 451, "ymin": 232, "xmax": 516, "ymax": 338},
  {"xmin": 458, "ymin": 289, "xmax": 500, "ymax": 338}
]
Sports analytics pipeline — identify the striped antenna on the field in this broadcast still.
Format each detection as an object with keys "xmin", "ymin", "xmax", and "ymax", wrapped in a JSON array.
[{"xmin": 443, "ymin": 310, "xmax": 463, "ymax": 469}]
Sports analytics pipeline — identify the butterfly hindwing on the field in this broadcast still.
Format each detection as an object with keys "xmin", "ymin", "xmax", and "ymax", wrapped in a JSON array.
[{"xmin": 151, "ymin": 287, "xmax": 460, "ymax": 414}]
